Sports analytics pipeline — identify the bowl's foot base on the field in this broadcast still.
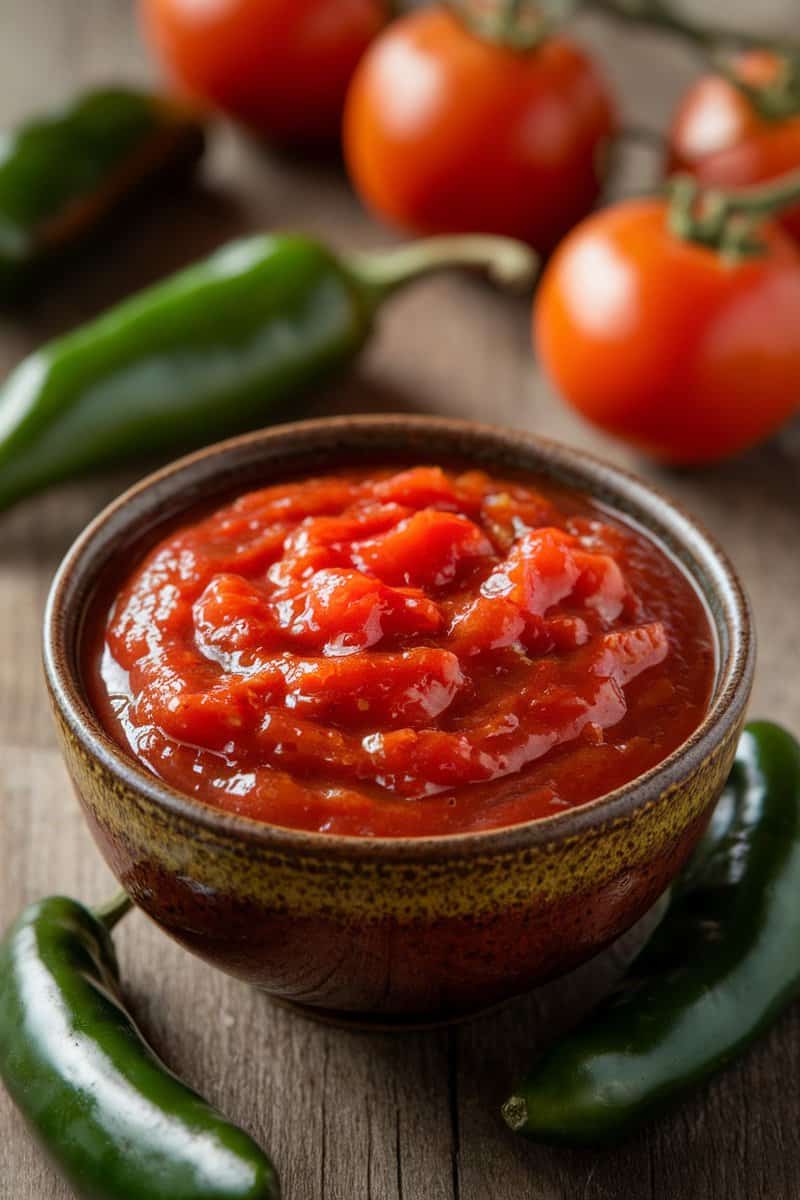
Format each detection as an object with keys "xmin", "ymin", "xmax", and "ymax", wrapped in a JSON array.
[
  {"xmin": 262, "ymin": 897, "xmax": 670, "ymax": 1033},
  {"xmin": 266, "ymin": 993, "xmax": 511, "ymax": 1032}
]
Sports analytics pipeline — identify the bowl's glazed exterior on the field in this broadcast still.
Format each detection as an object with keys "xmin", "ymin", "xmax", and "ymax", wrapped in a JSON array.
[{"xmin": 44, "ymin": 417, "xmax": 754, "ymax": 1023}]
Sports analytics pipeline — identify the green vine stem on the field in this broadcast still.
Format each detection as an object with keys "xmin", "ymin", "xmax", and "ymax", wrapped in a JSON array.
[
  {"xmin": 668, "ymin": 167, "xmax": 800, "ymax": 259},
  {"xmin": 590, "ymin": 1, "xmax": 800, "ymax": 123},
  {"xmin": 588, "ymin": 0, "xmax": 800, "ymax": 59}
]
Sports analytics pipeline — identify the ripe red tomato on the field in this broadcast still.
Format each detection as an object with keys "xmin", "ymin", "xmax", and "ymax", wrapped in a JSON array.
[
  {"xmin": 668, "ymin": 52, "xmax": 800, "ymax": 240},
  {"xmin": 343, "ymin": 5, "xmax": 616, "ymax": 251},
  {"xmin": 534, "ymin": 198, "xmax": 800, "ymax": 465},
  {"xmin": 139, "ymin": 0, "xmax": 389, "ymax": 144}
]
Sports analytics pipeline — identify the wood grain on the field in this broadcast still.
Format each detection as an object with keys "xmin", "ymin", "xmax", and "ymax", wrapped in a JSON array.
[{"xmin": 1, "ymin": 2, "xmax": 799, "ymax": 1197}]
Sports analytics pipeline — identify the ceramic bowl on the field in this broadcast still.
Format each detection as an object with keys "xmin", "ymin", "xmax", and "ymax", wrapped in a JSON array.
[{"xmin": 43, "ymin": 416, "xmax": 754, "ymax": 1025}]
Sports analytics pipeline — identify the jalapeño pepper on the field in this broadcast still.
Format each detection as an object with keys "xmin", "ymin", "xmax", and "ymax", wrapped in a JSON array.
[
  {"xmin": 0, "ymin": 87, "xmax": 205, "ymax": 301},
  {"xmin": 503, "ymin": 721, "xmax": 800, "ymax": 1145},
  {"xmin": 0, "ymin": 232, "xmax": 535, "ymax": 512},
  {"xmin": 0, "ymin": 893, "xmax": 279, "ymax": 1200}
]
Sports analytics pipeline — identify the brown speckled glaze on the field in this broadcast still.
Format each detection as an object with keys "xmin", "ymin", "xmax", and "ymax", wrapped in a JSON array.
[{"xmin": 44, "ymin": 417, "xmax": 754, "ymax": 1023}]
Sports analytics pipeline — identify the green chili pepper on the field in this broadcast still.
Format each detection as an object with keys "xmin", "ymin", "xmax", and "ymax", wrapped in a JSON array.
[
  {"xmin": 0, "ymin": 893, "xmax": 280, "ymax": 1199},
  {"xmin": 0, "ymin": 232, "xmax": 536, "ymax": 512},
  {"xmin": 0, "ymin": 87, "xmax": 205, "ymax": 302},
  {"xmin": 502, "ymin": 721, "xmax": 800, "ymax": 1145}
]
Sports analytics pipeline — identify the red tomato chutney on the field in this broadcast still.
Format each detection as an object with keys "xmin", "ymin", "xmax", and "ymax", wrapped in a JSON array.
[{"xmin": 87, "ymin": 465, "xmax": 715, "ymax": 837}]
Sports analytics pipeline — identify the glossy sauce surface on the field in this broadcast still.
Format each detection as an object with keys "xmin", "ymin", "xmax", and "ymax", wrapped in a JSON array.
[{"xmin": 87, "ymin": 466, "xmax": 715, "ymax": 837}]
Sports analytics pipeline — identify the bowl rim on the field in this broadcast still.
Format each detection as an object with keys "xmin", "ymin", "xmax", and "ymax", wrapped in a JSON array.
[{"xmin": 43, "ymin": 414, "xmax": 755, "ymax": 862}]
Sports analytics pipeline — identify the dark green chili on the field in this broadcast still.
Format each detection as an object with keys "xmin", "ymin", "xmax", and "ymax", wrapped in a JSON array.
[
  {"xmin": 0, "ymin": 87, "xmax": 205, "ymax": 301},
  {"xmin": 0, "ymin": 231, "xmax": 535, "ymax": 512},
  {"xmin": 0, "ymin": 893, "xmax": 279, "ymax": 1199},
  {"xmin": 503, "ymin": 721, "xmax": 800, "ymax": 1145}
]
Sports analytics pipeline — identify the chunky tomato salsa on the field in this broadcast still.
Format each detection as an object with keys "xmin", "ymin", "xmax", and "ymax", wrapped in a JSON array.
[{"xmin": 87, "ymin": 465, "xmax": 715, "ymax": 837}]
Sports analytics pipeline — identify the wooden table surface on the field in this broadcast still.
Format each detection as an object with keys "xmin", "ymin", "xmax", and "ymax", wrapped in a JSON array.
[{"xmin": 2, "ymin": 2, "xmax": 799, "ymax": 1197}]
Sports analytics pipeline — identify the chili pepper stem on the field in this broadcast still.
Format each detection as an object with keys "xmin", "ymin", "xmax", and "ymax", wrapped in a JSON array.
[
  {"xmin": 349, "ymin": 234, "xmax": 538, "ymax": 307},
  {"xmin": 501, "ymin": 1095, "xmax": 528, "ymax": 1131},
  {"xmin": 92, "ymin": 890, "xmax": 133, "ymax": 932}
]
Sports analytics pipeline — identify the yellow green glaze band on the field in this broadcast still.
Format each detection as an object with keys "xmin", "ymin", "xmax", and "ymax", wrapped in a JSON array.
[{"xmin": 55, "ymin": 706, "xmax": 742, "ymax": 924}]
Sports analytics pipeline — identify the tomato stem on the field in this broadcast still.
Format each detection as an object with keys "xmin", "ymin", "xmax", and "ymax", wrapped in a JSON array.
[
  {"xmin": 668, "ymin": 167, "xmax": 800, "ymax": 259},
  {"xmin": 349, "ymin": 235, "xmax": 539, "ymax": 306},
  {"xmin": 716, "ymin": 53, "xmax": 800, "ymax": 123},
  {"xmin": 92, "ymin": 891, "xmax": 133, "ymax": 932},
  {"xmin": 447, "ymin": 0, "xmax": 579, "ymax": 51},
  {"xmin": 505, "ymin": 0, "xmax": 525, "ymax": 32}
]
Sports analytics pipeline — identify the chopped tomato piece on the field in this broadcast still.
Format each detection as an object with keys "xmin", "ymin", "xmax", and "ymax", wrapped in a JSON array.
[
  {"xmin": 588, "ymin": 623, "xmax": 668, "ymax": 687},
  {"xmin": 276, "ymin": 647, "xmax": 465, "ymax": 726},
  {"xmin": 481, "ymin": 528, "xmax": 580, "ymax": 616},
  {"xmin": 374, "ymin": 466, "xmax": 459, "ymax": 509},
  {"xmin": 480, "ymin": 490, "xmax": 560, "ymax": 550},
  {"xmin": 194, "ymin": 574, "xmax": 278, "ymax": 661},
  {"xmin": 448, "ymin": 595, "xmax": 526, "ymax": 655},
  {"xmin": 272, "ymin": 568, "xmax": 442, "ymax": 654},
  {"xmin": 572, "ymin": 549, "xmax": 628, "ymax": 623},
  {"xmin": 542, "ymin": 615, "xmax": 590, "ymax": 652},
  {"xmin": 352, "ymin": 510, "xmax": 492, "ymax": 588}
]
